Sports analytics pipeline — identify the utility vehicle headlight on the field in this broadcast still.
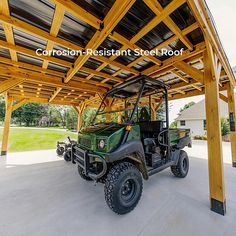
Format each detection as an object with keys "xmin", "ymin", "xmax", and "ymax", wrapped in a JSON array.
[{"xmin": 98, "ymin": 139, "xmax": 106, "ymax": 149}]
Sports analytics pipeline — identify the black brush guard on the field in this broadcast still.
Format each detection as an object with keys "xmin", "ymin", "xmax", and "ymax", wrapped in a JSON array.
[{"xmin": 73, "ymin": 146, "xmax": 107, "ymax": 180}]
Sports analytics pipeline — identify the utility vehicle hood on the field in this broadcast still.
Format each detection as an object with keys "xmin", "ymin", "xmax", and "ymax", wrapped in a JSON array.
[{"xmin": 80, "ymin": 123, "xmax": 125, "ymax": 137}]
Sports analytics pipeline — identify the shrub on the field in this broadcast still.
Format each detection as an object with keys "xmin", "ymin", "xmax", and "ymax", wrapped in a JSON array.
[
  {"xmin": 193, "ymin": 135, "xmax": 207, "ymax": 140},
  {"xmin": 221, "ymin": 118, "xmax": 230, "ymax": 136}
]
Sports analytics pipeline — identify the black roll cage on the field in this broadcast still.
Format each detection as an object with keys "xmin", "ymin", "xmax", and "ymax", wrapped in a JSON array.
[{"xmin": 92, "ymin": 75, "xmax": 169, "ymax": 128}]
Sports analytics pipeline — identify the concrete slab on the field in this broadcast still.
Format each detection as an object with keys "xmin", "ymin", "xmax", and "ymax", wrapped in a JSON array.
[{"xmin": 0, "ymin": 142, "xmax": 235, "ymax": 236}]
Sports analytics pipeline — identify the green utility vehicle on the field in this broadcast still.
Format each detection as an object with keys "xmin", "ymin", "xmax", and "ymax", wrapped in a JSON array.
[{"xmin": 72, "ymin": 75, "xmax": 191, "ymax": 214}]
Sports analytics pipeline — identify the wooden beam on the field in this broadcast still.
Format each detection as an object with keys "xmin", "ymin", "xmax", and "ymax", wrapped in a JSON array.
[
  {"xmin": 0, "ymin": 78, "xmax": 26, "ymax": 95},
  {"xmin": 81, "ymin": 67, "xmax": 124, "ymax": 83},
  {"xmin": 0, "ymin": 65, "xmax": 107, "ymax": 94},
  {"xmin": 0, "ymin": 39, "xmax": 71, "ymax": 67},
  {"xmin": 74, "ymin": 103, "xmax": 86, "ymax": 131},
  {"xmin": 110, "ymin": 32, "xmax": 161, "ymax": 65},
  {"xmin": 174, "ymin": 61, "xmax": 204, "ymax": 84},
  {"xmin": 1, "ymin": 94, "xmax": 13, "ymax": 156},
  {"xmin": 12, "ymin": 98, "xmax": 28, "ymax": 112},
  {"xmin": 227, "ymin": 83, "xmax": 236, "ymax": 167},
  {"xmin": 0, "ymin": 57, "xmax": 112, "ymax": 89},
  {"xmin": 187, "ymin": 0, "xmax": 235, "ymax": 86},
  {"xmin": 171, "ymin": 70, "xmax": 189, "ymax": 83},
  {"xmin": 143, "ymin": 42, "xmax": 206, "ymax": 77},
  {"xmin": 219, "ymin": 93, "xmax": 228, "ymax": 103},
  {"xmin": 143, "ymin": 0, "xmax": 193, "ymax": 50},
  {"xmin": 192, "ymin": 84, "xmax": 202, "ymax": 91},
  {"xmin": 49, "ymin": 88, "xmax": 62, "ymax": 102},
  {"xmin": 175, "ymin": 89, "xmax": 186, "ymax": 95},
  {"xmin": 204, "ymin": 51, "xmax": 226, "ymax": 215},
  {"xmin": 0, "ymin": 0, "xmax": 17, "ymax": 61},
  {"xmin": 52, "ymin": 0, "xmax": 101, "ymax": 29},
  {"xmin": 131, "ymin": 0, "xmax": 186, "ymax": 43},
  {"xmin": 42, "ymin": 4, "xmax": 65, "ymax": 69},
  {"xmin": 11, "ymin": 95, "xmax": 80, "ymax": 106},
  {"xmin": 0, "ymin": 14, "xmax": 138, "ymax": 76},
  {"xmin": 64, "ymin": 0, "xmax": 136, "ymax": 83},
  {"xmin": 169, "ymin": 82, "xmax": 229, "ymax": 101}
]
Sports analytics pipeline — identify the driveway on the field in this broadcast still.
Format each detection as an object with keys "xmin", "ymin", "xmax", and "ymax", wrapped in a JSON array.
[{"xmin": 0, "ymin": 141, "xmax": 235, "ymax": 236}]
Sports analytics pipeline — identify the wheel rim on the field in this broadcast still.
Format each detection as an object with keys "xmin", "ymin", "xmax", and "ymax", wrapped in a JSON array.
[{"xmin": 120, "ymin": 179, "xmax": 136, "ymax": 203}]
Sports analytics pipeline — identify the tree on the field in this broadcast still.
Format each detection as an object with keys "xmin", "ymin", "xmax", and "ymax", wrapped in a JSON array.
[
  {"xmin": 12, "ymin": 103, "xmax": 48, "ymax": 126},
  {"xmin": 0, "ymin": 97, "xmax": 5, "ymax": 122},
  {"xmin": 180, "ymin": 101, "xmax": 195, "ymax": 113},
  {"xmin": 49, "ymin": 105, "xmax": 69, "ymax": 128},
  {"xmin": 66, "ymin": 107, "xmax": 78, "ymax": 130}
]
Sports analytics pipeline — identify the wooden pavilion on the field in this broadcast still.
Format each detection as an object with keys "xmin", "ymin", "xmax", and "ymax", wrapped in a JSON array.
[{"xmin": 0, "ymin": 0, "xmax": 235, "ymax": 215}]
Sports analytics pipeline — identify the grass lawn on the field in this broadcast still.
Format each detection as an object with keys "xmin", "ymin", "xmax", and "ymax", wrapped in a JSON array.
[{"xmin": 0, "ymin": 127, "xmax": 77, "ymax": 152}]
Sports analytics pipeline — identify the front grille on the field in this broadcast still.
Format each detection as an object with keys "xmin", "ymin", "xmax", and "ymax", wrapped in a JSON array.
[
  {"xmin": 74, "ymin": 146, "xmax": 87, "ymax": 171},
  {"xmin": 78, "ymin": 137, "xmax": 91, "ymax": 148}
]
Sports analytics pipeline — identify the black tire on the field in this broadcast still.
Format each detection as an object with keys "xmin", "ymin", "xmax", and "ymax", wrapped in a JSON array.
[
  {"xmin": 56, "ymin": 147, "xmax": 64, "ymax": 156},
  {"xmin": 63, "ymin": 150, "xmax": 71, "ymax": 162},
  {"xmin": 171, "ymin": 150, "xmax": 189, "ymax": 178},
  {"xmin": 104, "ymin": 162, "xmax": 143, "ymax": 215},
  {"xmin": 78, "ymin": 165, "xmax": 93, "ymax": 181}
]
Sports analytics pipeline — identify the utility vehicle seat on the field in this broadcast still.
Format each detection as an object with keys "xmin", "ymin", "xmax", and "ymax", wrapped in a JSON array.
[
  {"xmin": 138, "ymin": 121, "xmax": 164, "ymax": 134},
  {"xmin": 139, "ymin": 107, "xmax": 150, "ymax": 122}
]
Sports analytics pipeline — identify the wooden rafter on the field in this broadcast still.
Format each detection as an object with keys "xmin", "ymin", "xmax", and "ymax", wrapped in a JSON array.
[
  {"xmin": 0, "ymin": 14, "xmax": 138, "ymax": 76},
  {"xmin": 0, "ymin": 65, "xmax": 107, "ymax": 94},
  {"xmin": 42, "ymin": 4, "xmax": 65, "ymax": 69},
  {"xmin": 49, "ymin": 88, "xmax": 62, "ymax": 102},
  {"xmin": 174, "ymin": 61, "xmax": 204, "ymax": 84},
  {"xmin": 0, "ymin": 0, "xmax": 17, "ymax": 62},
  {"xmin": 0, "ymin": 78, "xmax": 26, "ymax": 95},
  {"xmin": 12, "ymin": 98, "xmax": 29, "ymax": 112},
  {"xmin": 64, "ymin": 0, "xmax": 136, "ymax": 83},
  {"xmin": 143, "ymin": 0, "xmax": 193, "ymax": 50},
  {"xmin": 52, "ymin": 0, "xmax": 101, "ymax": 30},
  {"xmin": 0, "ymin": 0, "xmax": 234, "ymax": 108}
]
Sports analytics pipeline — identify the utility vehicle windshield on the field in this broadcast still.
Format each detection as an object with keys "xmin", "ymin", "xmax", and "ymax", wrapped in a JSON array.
[{"xmin": 92, "ymin": 98, "xmax": 139, "ymax": 125}]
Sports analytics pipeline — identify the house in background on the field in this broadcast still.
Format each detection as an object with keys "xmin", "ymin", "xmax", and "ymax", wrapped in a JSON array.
[
  {"xmin": 176, "ymin": 99, "xmax": 229, "ymax": 137},
  {"xmin": 176, "ymin": 67, "xmax": 236, "ymax": 137}
]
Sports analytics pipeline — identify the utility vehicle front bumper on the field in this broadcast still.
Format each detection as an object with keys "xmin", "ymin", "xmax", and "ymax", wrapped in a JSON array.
[{"xmin": 73, "ymin": 145, "xmax": 107, "ymax": 180}]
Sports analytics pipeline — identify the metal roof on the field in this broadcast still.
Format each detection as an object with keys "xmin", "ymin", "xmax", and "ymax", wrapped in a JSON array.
[{"xmin": 0, "ymin": 0, "xmax": 235, "ymax": 107}]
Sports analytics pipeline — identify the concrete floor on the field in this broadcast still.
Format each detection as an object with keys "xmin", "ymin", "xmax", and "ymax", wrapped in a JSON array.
[{"xmin": 0, "ymin": 141, "xmax": 236, "ymax": 236}]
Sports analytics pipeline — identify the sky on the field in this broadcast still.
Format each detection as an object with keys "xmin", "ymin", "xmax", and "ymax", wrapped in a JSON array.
[{"xmin": 169, "ymin": 0, "xmax": 236, "ymax": 123}]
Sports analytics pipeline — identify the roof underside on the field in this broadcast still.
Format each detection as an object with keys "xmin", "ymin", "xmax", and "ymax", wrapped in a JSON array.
[{"xmin": 0, "ymin": 0, "xmax": 235, "ymax": 108}]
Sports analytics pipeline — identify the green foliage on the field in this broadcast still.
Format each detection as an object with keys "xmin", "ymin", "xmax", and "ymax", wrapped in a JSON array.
[
  {"xmin": 12, "ymin": 103, "xmax": 48, "ymax": 126},
  {"xmin": 82, "ymin": 108, "xmax": 106, "ymax": 128},
  {"xmin": 221, "ymin": 118, "xmax": 230, "ymax": 136},
  {"xmin": 66, "ymin": 108, "xmax": 78, "ymax": 131},
  {"xmin": 170, "ymin": 121, "xmax": 177, "ymax": 128},
  {"xmin": 156, "ymin": 104, "xmax": 166, "ymax": 121},
  {"xmin": 48, "ymin": 105, "xmax": 68, "ymax": 128},
  {"xmin": 180, "ymin": 101, "xmax": 196, "ymax": 113},
  {"xmin": 193, "ymin": 135, "xmax": 207, "ymax": 140},
  {"xmin": 0, "ymin": 98, "xmax": 4, "ymax": 122}
]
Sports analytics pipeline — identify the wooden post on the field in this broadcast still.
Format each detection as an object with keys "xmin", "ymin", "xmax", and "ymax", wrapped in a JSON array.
[
  {"xmin": 117, "ymin": 111, "xmax": 122, "ymax": 124},
  {"xmin": 151, "ymin": 103, "xmax": 156, "ymax": 121},
  {"xmin": 74, "ymin": 104, "xmax": 85, "ymax": 132},
  {"xmin": 77, "ymin": 110, "xmax": 83, "ymax": 132},
  {"xmin": 204, "ymin": 51, "xmax": 226, "ymax": 215},
  {"xmin": 227, "ymin": 83, "xmax": 236, "ymax": 167},
  {"xmin": 1, "ymin": 94, "xmax": 13, "ymax": 156},
  {"xmin": 105, "ymin": 98, "xmax": 113, "ymax": 123}
]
